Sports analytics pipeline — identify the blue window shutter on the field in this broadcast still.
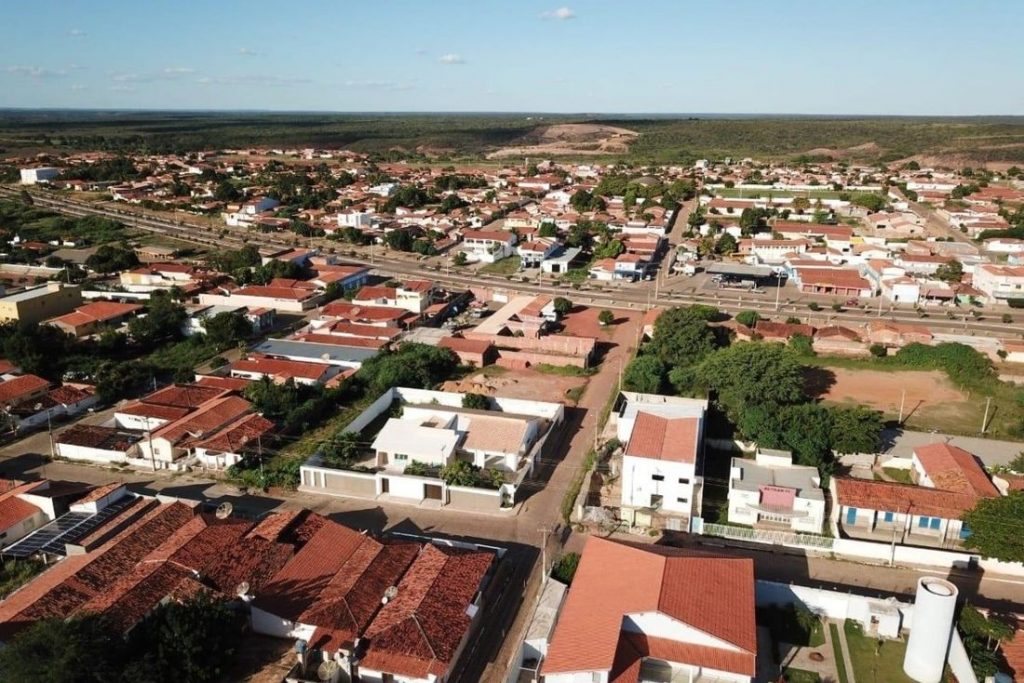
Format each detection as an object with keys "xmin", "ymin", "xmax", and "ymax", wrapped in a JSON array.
[
  {"xmin": 918, "ymin": 517, "xmax": 929, "ymax": 528},
  {"xmin": 959, "ymin": 526, "xmax": 972, "ymax": 539},
  {"xmin": 883, "ymin": 511, "xmax": 894, "ymax": 522},
  {"xmin": 846, "ymin": 507, "xmax": 857, "ymax": 524},
  {"xmin": 930, "ymin": 517, "xmax": 942, "ymax": 530}
]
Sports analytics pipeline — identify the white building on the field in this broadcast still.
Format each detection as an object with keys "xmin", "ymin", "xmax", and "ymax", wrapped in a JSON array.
[
  {"xmin": 460, "ymin": 229, "xmax": 517, "ymax": 263},
  {"xmin": 727, "ymin": 448, "xmax": 825, "ymax": 534},
  {"xmin": 19, "ymin": 167, "xmax": 60, "ymax": 185},
  {"xmin": 616, "ymin": 393, "xmax": 708, "ymax": 523},
  {"xmin": 972, "ymin": 264, "xmax": 1024, "ymax": 304}
]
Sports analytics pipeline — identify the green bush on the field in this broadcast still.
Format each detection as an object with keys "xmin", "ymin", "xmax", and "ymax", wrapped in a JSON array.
[{"xmin": 551, "ymin": 552, "xmax": 581, "ymax": 584}]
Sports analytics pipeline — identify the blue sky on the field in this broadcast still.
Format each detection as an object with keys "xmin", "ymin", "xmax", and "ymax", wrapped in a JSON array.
[{"xmin": 1, "ymin": 0, "xmax": 1022, "ymax": 114}]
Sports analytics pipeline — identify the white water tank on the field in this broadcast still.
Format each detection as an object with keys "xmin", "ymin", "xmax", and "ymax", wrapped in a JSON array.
[{"xmin": 903, "ymin": 577, "xmax": 959, "ymax": 683}]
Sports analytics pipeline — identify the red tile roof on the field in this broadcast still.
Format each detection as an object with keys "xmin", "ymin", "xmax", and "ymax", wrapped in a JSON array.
[
  {"xmin": 624, "ymin": 413, "xmax": 700, "ymax": 464},
  {"xmin": 361, "ymin": 544, "xmax": 493, "ymax": 679},
  {"xmin": 438, "ymin": 336, "xmax": 494, "ymax": 355},
  {"xmin": 153, "ymin": 395, "xmax": 253, "ymax": 445},
  {"xmin": 231, "ymin": 357, "xmax": 330, "ymax": 382},
  {"xmin": 0, "ymin": 374, "xmax": 50, "ymax": 405},
  {"xmin": 834, "ymin": 477, "xmax": 978, "ymax": 519},
  {"xmin": 0, "ymin": 481, "xmax": 42, "ymax": 532},
  {"xmin": 193, "ymin": 413, "xmax": 275, "ymax": 454},
  {"xmin": 542, "ymin": 537, "xmax": 756, "ymax": 677},
  {"xmin": 142, "ymin": 383, "xmax": 229, "ymax": 409},
  {"xmin": 913, "ymin": 443, "xmax": 999, "ymax": 499},
  {"xmin": 46, "ymin": 301, "xmax": 141, "ymax": 328},
  {"xmin": 194, "ymin": 375, "xmax": 252, "ymax": 392}
]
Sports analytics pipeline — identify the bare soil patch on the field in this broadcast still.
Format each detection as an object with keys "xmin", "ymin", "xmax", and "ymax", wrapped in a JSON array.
[
  {"xmin": 441, "ymin": 366, "xmax": 586, "ymax": 404},
  {"xmin": 487, "ymin": 123, "xmax": 638, "ymax": 159},
  {"xmin": 810, "ymin": 366, "xmax": 982, "ymax": 430}
]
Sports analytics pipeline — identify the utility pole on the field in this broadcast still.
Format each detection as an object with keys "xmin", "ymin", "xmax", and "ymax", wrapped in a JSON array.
[
  {"xmin": 46, "ymin": 407, "xmax": 55, "ymax": 459},
  {"xmin": 981, "ymin": 396, "xmax": 992, "ymax": 434},
  {"xmin": 898, "ymin": 389, "xmax": 906, "ymax": 424},
  {"xmin": 538, "ymin": 525, "xmax": 552, "ymax": 584}
]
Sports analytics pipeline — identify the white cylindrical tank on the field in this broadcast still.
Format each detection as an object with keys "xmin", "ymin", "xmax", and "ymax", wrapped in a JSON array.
[{"xmin": 904, "ymin": 577, "xmax": 959, "ymax": 683}]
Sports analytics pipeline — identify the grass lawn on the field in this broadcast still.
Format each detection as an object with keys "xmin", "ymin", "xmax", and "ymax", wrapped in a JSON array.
[
  {"xmin": 758, "ymin": 605, "xmax": 826, "ymax": 648},
  {"xmin": 533, "ymin": 363, "xmax": 596, "ymax": 377},
  {"xmin": 782, "ymin": 669, "xmax": 821, "ymax": 683},
  {"xmin": 882, "ymin": 467, "xmax": 914, "ymax": 484},
  {"xmin": 715, "ymin": 187, "xmax": 878, "ymax": 200},
  {"xmin": 146, "ymin": 337, "xmax": 221, "ymax": 372},
  {"xmin": 843, "ymin": 620, "xmax": 915, "ymax": 683},
  {"xmin": 479, "ymin": 255, "xmax": 521, "ymax": 275},
  {"xmin": 830, "ymin": 623, "xmax": 850, "ymax": 683}
]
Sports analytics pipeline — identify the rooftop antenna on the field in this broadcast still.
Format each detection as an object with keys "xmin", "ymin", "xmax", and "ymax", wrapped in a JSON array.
[
  {"xmin": 382, "ymin": 585, "xmax": 399, "ymax": 604},
  {"xmin": 215, "ymin": 501, "xmax": 233, "ymax": 519},
  {"xmin": 317, "ymin": 660, "xmax": 340, "ymax": 682}
]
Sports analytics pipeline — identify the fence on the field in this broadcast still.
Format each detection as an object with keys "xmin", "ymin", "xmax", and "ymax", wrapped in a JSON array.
[{"xmin": 702, "ymin": 522, "xmax": 835, "ymax": 550}]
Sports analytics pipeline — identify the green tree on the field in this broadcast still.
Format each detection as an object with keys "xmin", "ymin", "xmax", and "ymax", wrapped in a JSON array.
[
  {"xmin": 440, "ymin": 459, "xmax": 480, "ymax": 486},
  {"xmin": 128, "ymin": 292, "xmax": 187, "ymax": 348},
  {"xmin": 321, "ymin": 431, "xmax": 362, "ymax": 469},
  {"xmin": 357, "ymin": 343, "xmax": 459, "ymax": 395},
  {"xmin": 828, "ymin": 406, "xmax": 883, "ymax": 454},
  {"xmin": 203, "ymin": 311, "xmax": 250, "ymax": 349},
  {"xmin": 647, "ymin": 306, "xmax": 719, "ymax": 368},
  {"xmin": 124, "ymin": 592, "xmax": 243, "ymax": 683},
  {"xmin": 85, "ymin": 244, "xmax": 140, "ymax": 274},
  {"xmin": 453, "ymin": 251, "xmax": 468, "ymax": 266},
  {"xmin": 539, "ymin": 222, "xmax": 558, "ymax": 238},
  {"xmin": 622, "ymin": 356, "xmax": 665, "ymax": 393},
  {"xmin": 788, "ymin": 333, "xmax": 815, "ymax": 357},
  {"xmin": 734, "ymin": 310, "xmax": 760, "ymax": 328},
  {"xmin": 384, "ymin": 228, "xmax": 414, "ymax": 252},
  {"xmin": 551, "ymin": 552, "xmax": 581, "ymax": 584},
  {"xmin": 962, "ymin": 492, "xmax": 1024, "ymax": 563},
  {"xmin": 552, "ymin": 297, "xmax": 573, "ymax": 315},
  {"xmin": 0, "ymin": 614, "xmax": 126, "ymax": 683},
  {"xmin": 462, "ymin": 392, "xmax": 490, "ymax": 410},
  {"xmin": 935, "ymin": 260, "xmax": 964, "ymax": 283},
  {"xmin": 598, "ymin": 309, "xmax": 615, "ymax": 326},
  {"xmin": 697, "ymin": 342, "xmax": 806, "ymax": 419},
  {"xmin": 715, "ymin": 232, "xmax": 738, "ymax": 255}
]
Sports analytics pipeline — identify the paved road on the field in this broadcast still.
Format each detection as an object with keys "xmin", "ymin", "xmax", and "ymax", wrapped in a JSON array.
[{"xmin": 7, "ymin": 187, "xmax": 1023, "ymax": 338}]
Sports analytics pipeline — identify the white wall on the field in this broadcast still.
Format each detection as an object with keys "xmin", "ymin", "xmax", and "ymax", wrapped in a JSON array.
[
  {"xmin": 621, "ymin": 455, "xmax": 696, "ymax": 515},
  {"xmin": 622, "ymin": 612, "xmax": 741, "ymax": 651},
  {"xmin": 56, "ymin": 442, "xmax": 133, "ymax": 465}
]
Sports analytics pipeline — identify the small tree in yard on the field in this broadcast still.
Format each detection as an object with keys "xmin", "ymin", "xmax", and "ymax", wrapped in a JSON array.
[
  {"xmin": 598, "ymin": 309, "xmax": 615, "ymax": 326},
  {"xmin": 440, "ymin": 459, "xmax": 480, "ymax": 487},
  {"xmin": 807, "ymin": 302, "xmax": 821, "ymax": 312},
  {"xmin": 869, "ymin": 343, "xmax": 887, "ymax": 357},
  {"xmin": 734, "ymin": 310, "xmax": 760, "ymax": 328},
  {"xmin": 552, "ymin": 297, "xmax": 573, "ymax": 315},
  {"xmin": 453, "ymin": 251, "xmax": 468, "ymax": 266},
  {"xmin": 462, "ymin": 392, "xmax": 490, "ymax": 410},
  {"xmin": 551, "ymin": 552, "xmax": 581, "ymax": 584}
]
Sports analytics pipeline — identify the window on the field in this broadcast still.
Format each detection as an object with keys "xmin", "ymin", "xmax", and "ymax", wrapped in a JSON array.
[
  {"xmin": 651, "ymin": 474, "xmax": 665, "ymax": 482},
  {"xmin": 678, "ymin": 477, "xmax": 690, "ymax": 485},
  {"xmin": 676, "ymin": 498, "xmax": 688, "ymax": 504},
  {"xmin": 959, "ymin": 525, "xmax": 972, "ymax": 539},
  {"xmin": 845, "ymin": 507, "xmax": 858, "ymax": 524},
  {"xmin": 918, "ymin": 516, "xmax": 930, "ymax": 528},
  {"xmin": 395, "ymin": 453, "xmax": 408, "ymax": 461},
  {"xmin": 883, "ymin": 511, "xmax": 894, "ymax": 523},
  {"xmin": 930, "ymin": 517, "xmax": 942, "ymax": 530}
]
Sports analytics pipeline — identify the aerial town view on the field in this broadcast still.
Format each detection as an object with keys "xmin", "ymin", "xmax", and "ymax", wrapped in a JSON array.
[{"xmin": 1, "ymin": 2, "xmax": 1024, "ymax": 682}]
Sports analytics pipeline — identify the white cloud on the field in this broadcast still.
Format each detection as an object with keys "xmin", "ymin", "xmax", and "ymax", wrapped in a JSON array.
[
  {"xmin": 70, "ymin": 84, "xmax": 87, "ymax": 91},
  {"xmin": 4, "ymin": 66, "xmax": 67, "ymax": 79},
  {"xmin": 238, "ymin": 47, "xmax": 261, "ymax": 57},
  {"xmin": 109, "ymin": 84, "xmax": 134, "ymax": 92},
  {"xmin": 439, "ymin": 53, "xmax": 464, "ymax": 65},
  {"xmin": 342, "ymin": 79, "xmax": 414, "ymax": 91},
  {"xmin": 162, "ymin": 67, "xmax": 195, "ymax": 75},
  {"xmin": 67, "ymin": 28, "xmax": 87, "ymax": 37},
  {"xmin": 111, "ymin": 68, "xmax": 195, "ymax": 84},
  {"xmin": 540, "ymin": 7, "xmax": 575, "ymax": 20},
  {"xmin": 197, "ymin": 74, "xmax": 310, "ymax": 87}
]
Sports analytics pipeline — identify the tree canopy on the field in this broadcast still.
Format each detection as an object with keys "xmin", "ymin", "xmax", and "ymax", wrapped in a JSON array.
[{"xmin": 962, "ymin": 492, "xmax": 1024, "ymax": 563}]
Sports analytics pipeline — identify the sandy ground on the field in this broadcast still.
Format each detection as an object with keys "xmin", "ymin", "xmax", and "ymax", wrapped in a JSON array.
[
  {"xmin": 486, "ymin": 123, "xmax": 637, "ymax": 159},
  {"xmin": 442, "ymin": 367, "xmax": 586, "ymax": 404},
  {"xmin": 812, "ymin": 367, "xmax": 982, "ymax": 431},
  {"xmin": 559, "ymin": 304, "xmax": 636, "ymax": 339}
]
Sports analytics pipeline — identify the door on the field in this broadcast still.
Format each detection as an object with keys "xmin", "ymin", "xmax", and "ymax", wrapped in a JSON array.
[
  {"xmin": 380, "ymin": 478, "xmax": 390, "ymax": 494},
  {"xmin": 424, "ymin": 484, "xmax": 443, "ymax": 501}
]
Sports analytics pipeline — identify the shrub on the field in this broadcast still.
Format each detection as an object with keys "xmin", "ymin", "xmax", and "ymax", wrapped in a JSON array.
[
  {"xmin": 734, "ymin": 310, "xmax": 760, "ymax": 328},
  {"xmin": 807, "ymin": 302, "xmax": 821, "ymax": 312},
  {"xmin": 869, "ymin": 343, "xmax": 887, "ymax": 357},
  {"xmin": 551, "ymin": 552, "xmax": 581, "ymax": 584}
]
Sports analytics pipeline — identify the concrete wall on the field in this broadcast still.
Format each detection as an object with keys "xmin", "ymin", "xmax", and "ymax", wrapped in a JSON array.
[
  {"xmin": 756, "ymin": 580, "xmax": 910, "ymax": 637},
  {"xmin": 496, "ymin": 349, "xmax": 588, "ymax": 369},
  {"xmin": 448, "ymin": 485, "xmax": 503, "ymax": 513},
  {"xmin": 300, "ymin": 466, "xmax": 377, "ymax": 498}
]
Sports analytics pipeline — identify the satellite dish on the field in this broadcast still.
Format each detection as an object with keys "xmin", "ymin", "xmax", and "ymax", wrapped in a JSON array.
[
  {"xmin": 235, "ymin": 581, "xmax": 250, "ymax": 597},
  {"xmin": 317, "ymin": 661, "xmax": 340, "ymax": 681},
  {"xmin": 215, "ymin": 502, "xmax": 233, "ymax": 519}
]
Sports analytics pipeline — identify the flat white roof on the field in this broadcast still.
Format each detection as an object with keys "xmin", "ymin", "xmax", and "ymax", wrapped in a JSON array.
[{"xmin": 371, "ymin": 417, "xmax": 458, "ymax": 460}]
